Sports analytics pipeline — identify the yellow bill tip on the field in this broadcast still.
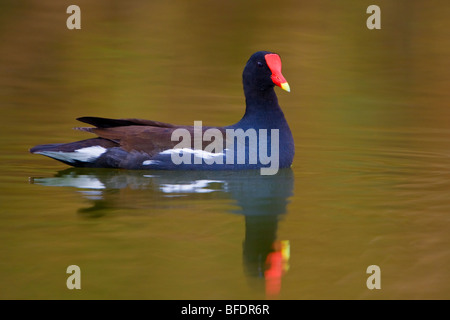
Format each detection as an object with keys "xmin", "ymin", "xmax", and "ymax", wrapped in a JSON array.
[{"xmin": 280, "ymin": 82, "xmax": 290, "ymax": 92}]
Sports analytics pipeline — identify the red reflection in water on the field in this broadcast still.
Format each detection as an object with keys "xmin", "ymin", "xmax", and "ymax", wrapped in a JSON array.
[{"xmin": 265, "ymin": 240, "xmax": 290, "ymax": 299}]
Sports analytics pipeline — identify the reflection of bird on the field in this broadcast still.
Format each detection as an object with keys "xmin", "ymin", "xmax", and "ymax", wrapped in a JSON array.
[
  {"xmin": 31, "ymin": 168, "xmax": 294, "ymax": 296},
  {"xmin": 30, "ymin": 51, "xmax": 294, "ymax": 171}
]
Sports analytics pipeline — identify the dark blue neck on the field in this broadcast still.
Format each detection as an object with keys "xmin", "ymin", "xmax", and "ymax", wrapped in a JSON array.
[{"xmin": 234, "ymin": 86, "xmax": 287, "ymax": 129}]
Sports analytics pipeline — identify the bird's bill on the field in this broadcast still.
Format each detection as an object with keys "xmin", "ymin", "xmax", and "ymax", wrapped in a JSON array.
[{"xmin": 265, "ymin": 53, "xmax": 290, "ymax": 92}]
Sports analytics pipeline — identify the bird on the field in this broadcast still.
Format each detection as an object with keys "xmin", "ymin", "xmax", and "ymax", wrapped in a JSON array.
[{"xmin": 30, "ymin": 51, "xmax": 294, "ymax": 174}]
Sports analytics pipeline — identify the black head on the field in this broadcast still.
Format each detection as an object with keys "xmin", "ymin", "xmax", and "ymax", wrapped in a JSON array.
[{"xmin": 243, "ymin": 51, "xmax": 290, "ymax": 93}]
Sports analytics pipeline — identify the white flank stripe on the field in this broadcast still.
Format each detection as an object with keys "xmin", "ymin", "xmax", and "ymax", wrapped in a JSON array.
[
  {"xmin": 37, "ymin": 146, "xmax": 107, "ymax": 163},
  {"xmin": 159, "ymin": 148, "xmax": 225, "ymax": 159},
  {"xmin": 142, "ymin": 160, "xmax": 161, "ymax": 166}
]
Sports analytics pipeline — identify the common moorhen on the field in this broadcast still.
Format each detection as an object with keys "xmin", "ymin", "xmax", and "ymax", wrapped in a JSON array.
[{"xmin": 30, "ymin": 51, "xmax": 294, "ymax": 175}]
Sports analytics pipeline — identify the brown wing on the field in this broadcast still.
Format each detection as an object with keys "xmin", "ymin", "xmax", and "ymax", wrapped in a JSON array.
[
  {"xmin": 77, "ymin": 116, "xmax": 177, "ymax": 129},
  {"xmin": 76, "ymin": 117, "xmax": 226, "ymax": 157},
  {"xmin": 87, "ymin": 125, "xmax": 181, "ymax": 156}
]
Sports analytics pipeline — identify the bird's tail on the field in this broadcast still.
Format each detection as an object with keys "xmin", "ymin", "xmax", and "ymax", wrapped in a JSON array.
[{"xmin": 30, "ymin": 138, "xmax": 117, "ymax": 167}]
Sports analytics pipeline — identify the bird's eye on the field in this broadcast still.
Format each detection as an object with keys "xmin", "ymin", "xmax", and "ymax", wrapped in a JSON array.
[{"xmin": 257, "ymin": 61, "xmax": 264, "ymax": 68}]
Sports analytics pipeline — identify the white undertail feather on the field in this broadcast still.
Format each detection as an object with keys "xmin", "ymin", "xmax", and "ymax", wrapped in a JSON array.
[{"xmin": 35, "ymin": 146, "xmax": 107, "ymax": 163}]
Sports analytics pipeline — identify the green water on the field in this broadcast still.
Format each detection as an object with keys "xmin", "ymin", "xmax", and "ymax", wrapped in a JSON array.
[{"xmin": 0, "ymin": 0, "xmax": 449, "ymax": 299}]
